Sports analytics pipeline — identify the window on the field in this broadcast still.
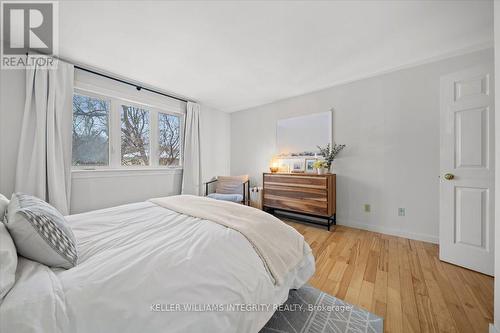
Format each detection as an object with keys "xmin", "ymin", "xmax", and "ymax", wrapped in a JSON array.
[
  {"xmin": 158, "ymin": 113, "xmax": 181, "ymax": 166},
  {"xmin": 72, "ymin": 94, "xmax": 110, "ymax": 166},
  {"xmin": 71, "ymin": 87, "xmax": 184, "ymax": 170},
  {"xmin": 121, "ymin": 105, "xmax": 150, "ymax": 166}
]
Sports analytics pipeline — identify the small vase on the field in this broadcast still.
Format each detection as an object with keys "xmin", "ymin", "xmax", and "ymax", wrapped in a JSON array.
[
  {"xmin": 328, "ymin": 163, "xmax": 334, "ymax": 174},
  {"xmin": 317, "ymin": 168, "xmax": 327, "ymax": 175}
]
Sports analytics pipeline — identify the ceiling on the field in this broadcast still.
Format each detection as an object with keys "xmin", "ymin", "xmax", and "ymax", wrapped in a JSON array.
[{"xmin": 59, "ymin": 0, "xmax": 493, "ymax": 112}]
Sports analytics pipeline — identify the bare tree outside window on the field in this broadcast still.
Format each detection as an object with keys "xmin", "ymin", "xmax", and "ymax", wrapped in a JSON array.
[
  {"xmin": 72, "ymin": 95, "xmax": 109, "ymax": 166},
  {"xmin": 121, "ymin": 105, "xmax": 150, "ymax": 166},
  {"xmin": 158, "ymin": 113, "xmax": 181, "ymax": 166}
]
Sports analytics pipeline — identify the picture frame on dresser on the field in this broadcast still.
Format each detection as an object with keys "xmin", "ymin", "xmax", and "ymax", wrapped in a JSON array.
[
  {"xmin": 278, "ymin": 159, "xmax": 291, "ymax": 173},
  {"xmin": 305, "ymin": 159, "xmax": 316, "ymax": 173},
  {"xmin": 291, "ymin": 159, "xmax": 305, "ymax": 172}
]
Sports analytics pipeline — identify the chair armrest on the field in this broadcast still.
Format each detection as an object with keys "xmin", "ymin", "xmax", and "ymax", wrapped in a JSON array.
[
  {"xmin": 204, "ymin": 179, "xmax": 218, "ymax": 196},
  {"xmin": 243, "ymin": 180, "xmax": 250, "ymax": 206}
]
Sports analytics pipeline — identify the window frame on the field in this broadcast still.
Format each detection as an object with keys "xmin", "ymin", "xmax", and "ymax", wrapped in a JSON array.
[
  {"xmin": 72, "ymin": 85, "xmax": 185, "ymax": 171},
  {"xmin": 71, "ymin": 89, "xmax": 112, "ymax": 168}
]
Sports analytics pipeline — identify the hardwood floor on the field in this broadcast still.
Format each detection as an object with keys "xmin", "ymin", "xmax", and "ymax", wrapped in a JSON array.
[{"xmin": 285, "ymin": 220, "xmax": 494, "ymax": 333}]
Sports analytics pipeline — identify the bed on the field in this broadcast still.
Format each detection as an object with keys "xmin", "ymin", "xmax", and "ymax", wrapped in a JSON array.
[{"xmin": 0, "ymin": 197, "xmax": 315, "ymax": 333}]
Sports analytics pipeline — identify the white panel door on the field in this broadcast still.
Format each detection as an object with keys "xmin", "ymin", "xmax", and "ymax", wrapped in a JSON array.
[{"xmin": 440, "ymin": 65, "xmax": 494, "ymax": 275}]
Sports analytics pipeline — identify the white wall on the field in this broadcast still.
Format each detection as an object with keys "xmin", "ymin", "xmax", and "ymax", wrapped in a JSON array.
[
  {"xmin": 70, "ymin": 169, "xmax": 183, "ymax": 214},
  {"xmin": 230, "ymin": 48, "xmax": 494, "ymax": 243},
  {"xmin": 0, "ymin": 68, "xmax": 231, "ymax": 214}
]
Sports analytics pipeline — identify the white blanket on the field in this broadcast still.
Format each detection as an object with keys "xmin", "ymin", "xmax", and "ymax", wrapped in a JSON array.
[
  {"xmin": 150, "ymin": 195, "xmax": 308, "ymax": 286},
  {"xmin": 1, "ymin": 201, "xmax": 315, "ymax": 333}
]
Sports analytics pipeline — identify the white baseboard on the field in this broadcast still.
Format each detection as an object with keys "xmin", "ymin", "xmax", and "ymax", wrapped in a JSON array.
[
  {"xmin": 490, "ymin": 324, "xmax": 500, "ymax": 333},
  {"xmin": 336, "ymin": 220, "xmax": 439, "ymax": 244}
]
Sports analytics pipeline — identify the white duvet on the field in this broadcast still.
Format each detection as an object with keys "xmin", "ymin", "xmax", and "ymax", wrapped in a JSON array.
[{"xmin": 1, "ymin": 201, "xmax": 314, "ymax": 333}]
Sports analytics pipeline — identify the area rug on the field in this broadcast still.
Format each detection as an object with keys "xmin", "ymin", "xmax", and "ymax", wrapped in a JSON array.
[{"xmin": 260, "ymin": 284, "xmax": 383, "ymax": 333}]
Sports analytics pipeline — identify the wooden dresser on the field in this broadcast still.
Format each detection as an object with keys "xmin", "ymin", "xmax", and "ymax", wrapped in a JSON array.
[{"xmin": 262, "ymin": 173, "xmax": 336, "ymax": 230}]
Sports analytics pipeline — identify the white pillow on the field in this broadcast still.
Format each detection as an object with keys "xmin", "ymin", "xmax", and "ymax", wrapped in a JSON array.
[
  {"xmin": 0, "ymin": 222, "xmax": 17, "ymax": 300},
  {"xmin": 0, "ymin": 194, "xmax": 9, "ymax": 220},
  {"xmin": 215, "ymin": 175, "xmax": 248, "ymax": 194},
  {"xmin": 5, "ymin": 193, "xmax": 78, "ymax": 269}
]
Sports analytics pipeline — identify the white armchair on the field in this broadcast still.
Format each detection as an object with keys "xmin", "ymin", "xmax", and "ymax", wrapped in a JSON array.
[{"xmin": 204, "ymin": 175, "xmax": 250, "ymax": 205}]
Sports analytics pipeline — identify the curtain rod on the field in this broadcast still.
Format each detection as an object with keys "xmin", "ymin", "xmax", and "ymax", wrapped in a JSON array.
[
  {"xmin": 26, "ymin": 52, "xmax": 192, "ymax": 104},
  {"xmin": 73, "ymin": 65, "xmax": 190, "ymax": 104}
]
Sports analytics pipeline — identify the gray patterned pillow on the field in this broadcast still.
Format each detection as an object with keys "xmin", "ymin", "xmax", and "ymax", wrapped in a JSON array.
[
  {"xmin": 5, "ymin": 193, "xmax": 77, "ymax": 269},
  {"xmin": 0, "ymin": 194, "xmax": 9, "ymax": 221}
]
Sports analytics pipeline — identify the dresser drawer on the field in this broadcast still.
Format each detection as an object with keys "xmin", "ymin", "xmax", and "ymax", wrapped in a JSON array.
[
  {"xmin": 263, "ymin": 195, "xmax": 329, "ymax": 216},
  {"xmin": 263, "ymin": 174, "xmax": 327, "ymax": 189},
  {"xmin": 264, "ymin": 185, "xmax": 327, "ymax": 202}
]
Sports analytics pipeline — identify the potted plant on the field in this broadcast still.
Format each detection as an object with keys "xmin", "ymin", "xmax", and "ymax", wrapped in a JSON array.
[
  {"xmin": 317, "ymin": 143, "xmax": 346, "ymax": 172},
  {"xmin": 312, "ymin": 160, "xmax": 328, "ymax": 175}
]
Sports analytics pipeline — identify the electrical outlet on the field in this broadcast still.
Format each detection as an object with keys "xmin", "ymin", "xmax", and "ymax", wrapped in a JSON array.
[
  {"xmin": 398, "ymin": 208, "xmax": 406, "ymax": 217},
  {"xmin": 364, "ymin": 204, "xmax": 371, "ymax": 213}
]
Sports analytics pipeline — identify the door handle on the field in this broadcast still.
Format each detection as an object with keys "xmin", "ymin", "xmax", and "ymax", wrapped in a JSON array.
[{"xmin": 444, "ymin": 173, "xmax": 455, "ymax": 180}]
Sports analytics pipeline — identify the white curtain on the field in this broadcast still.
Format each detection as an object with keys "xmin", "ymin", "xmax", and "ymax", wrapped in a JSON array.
[
  {"xmin": 15, "ymin": 61, "xmax": 74, "ymax": 215},
  {"xmin": 181, "ymin": 102, "xmax": 202, "ymax": 195}
]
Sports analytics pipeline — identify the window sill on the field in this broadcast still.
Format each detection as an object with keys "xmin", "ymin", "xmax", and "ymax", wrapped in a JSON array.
[{"xmin": 72, "ymin": 168, "xmax": 183, "ymax": 179}]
